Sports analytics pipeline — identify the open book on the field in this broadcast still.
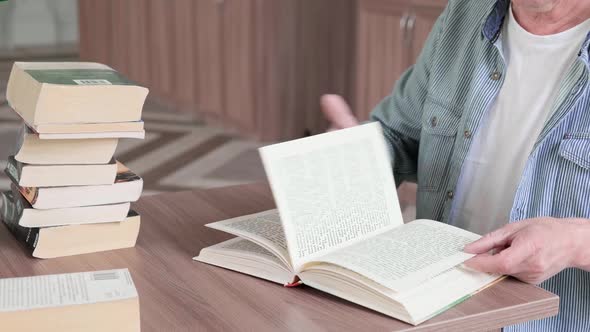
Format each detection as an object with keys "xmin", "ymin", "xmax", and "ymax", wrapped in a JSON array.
[{"xmin": 194, "ymin": 123, "xmax": 501, "ymax": 325}]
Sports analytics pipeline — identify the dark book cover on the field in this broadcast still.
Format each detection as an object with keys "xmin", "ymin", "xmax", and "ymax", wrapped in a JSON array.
[
  {"xmin": 4, "ymin": 155, "xmax": 23, "ymax": 184},
  {"xmin": 0, "ymin": 191, "xmax": 39, "ymax": 253}
]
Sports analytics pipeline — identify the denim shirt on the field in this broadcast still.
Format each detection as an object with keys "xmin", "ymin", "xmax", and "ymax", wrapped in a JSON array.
[{"xmin": 370, "ymin": 0, "xmax": 590, "ymax": 330}]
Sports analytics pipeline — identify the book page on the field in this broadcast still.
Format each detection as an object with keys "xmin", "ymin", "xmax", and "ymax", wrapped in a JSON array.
[
  {"xmin": 195, "ymin": 238, "xmax": 295, "ymax": 285},
  {"xmin": 206, "ymin": 210, "xmax": 291, "ymax": 268},
  {"xmin": 0, "ymin": 269, "xmax": 137, "ymax": 312},
  {"xmin": 260, "ymin": 123, "xmax": 403, "ymax": 270},
  {"xmin": 198, "ymin": 238, "xmax": 286, "ymax": 267},
  {"xmin": 311, "ymin": 220, "xmax": 480, "ymax": 292}
]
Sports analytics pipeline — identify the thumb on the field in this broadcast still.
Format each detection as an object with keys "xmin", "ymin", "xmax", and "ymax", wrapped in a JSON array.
[{"xmin": 320, "ymin": 94, "xmax": 358, "ymax": 130}]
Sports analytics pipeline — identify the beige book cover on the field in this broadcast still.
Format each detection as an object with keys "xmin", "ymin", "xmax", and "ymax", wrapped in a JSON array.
[
  {"xmin": 6, "ymin": 62, "xmax": 148, "ymax": 125},
  {"xmin": 0, "ymin": 269, "xmax": 140, "ymax": 331},
  {"xmin": 1, "ymin": 192, "xmax": 140, "ymax": 259},
  {"xmin": 13, "ymin": 124, "xmax": 119, "ymax": 165}
]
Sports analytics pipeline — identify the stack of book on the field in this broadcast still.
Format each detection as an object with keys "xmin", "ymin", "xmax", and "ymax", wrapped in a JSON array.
[{"xmin": 0, "ymin": 62, "xmax": 148, "ymax": 259}]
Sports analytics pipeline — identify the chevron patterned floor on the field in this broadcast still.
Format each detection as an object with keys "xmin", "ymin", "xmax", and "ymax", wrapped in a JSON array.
[{"xmin": 0, "ymin": 99, "xmax": 269, "ymax": 196}]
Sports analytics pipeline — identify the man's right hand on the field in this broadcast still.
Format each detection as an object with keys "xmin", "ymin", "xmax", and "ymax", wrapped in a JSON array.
[{"xmin": 320, "ymin": 94, "xmax": 359, "ymax": 132}]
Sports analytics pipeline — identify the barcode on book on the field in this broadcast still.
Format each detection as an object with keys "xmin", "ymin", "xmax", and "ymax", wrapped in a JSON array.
[
  {"xmin": 73, "ymin": 79, "xmax": 112, "ymax": 85},
  {"xmin": 92, "ymin": 271, "xmax": 120, "ymax": 281}
]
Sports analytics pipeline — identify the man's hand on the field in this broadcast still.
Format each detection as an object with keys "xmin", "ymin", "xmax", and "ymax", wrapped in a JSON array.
[
  {"xmin": 463, "ymin": 218, "xmax": 590, "ymax": 285},
  {"xmin": 320, "ymin": 94, "xmax": 359, "ymax": 131}
]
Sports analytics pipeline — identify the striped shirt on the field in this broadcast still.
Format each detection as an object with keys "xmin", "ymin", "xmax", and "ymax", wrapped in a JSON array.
[{"xmin": 370, "ymin": 0, "xmax": 590, "ymax": 331}]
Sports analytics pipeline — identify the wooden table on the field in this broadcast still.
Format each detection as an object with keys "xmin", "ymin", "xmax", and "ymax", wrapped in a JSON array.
[{"xmin": 0, "ymin": 183, "xmax": 559, "ymax": 331}]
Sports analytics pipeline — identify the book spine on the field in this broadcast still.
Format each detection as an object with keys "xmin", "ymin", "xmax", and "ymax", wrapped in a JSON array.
[
  {"xmin": 4, "ymin": 156, "xmax": 22, "ymax": 184},
  {"xmin": 10, "ymin": 124, "xmax": 26, "ymax": 161},
  {"xmin": 284, "ymin": 276, "xmax": 302, "ymax": 288},
  {"xmin": 1, "ymin": 191, "xmax": 38, "ymax": 253}
]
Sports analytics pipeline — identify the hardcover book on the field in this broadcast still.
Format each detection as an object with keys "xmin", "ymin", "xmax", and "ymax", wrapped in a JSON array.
[
  {"xmin": 195, "ymin": 123, "xmax": 502, "ymax": 325},
  {"xmin": 0, "ymin": 269, "xmax": 140, "ymax": 331}
]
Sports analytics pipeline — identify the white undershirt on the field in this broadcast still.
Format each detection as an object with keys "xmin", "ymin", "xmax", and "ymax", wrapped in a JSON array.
[{"xmin": 451, "ymin": 8, "xmax": 590, "ymax": 235}]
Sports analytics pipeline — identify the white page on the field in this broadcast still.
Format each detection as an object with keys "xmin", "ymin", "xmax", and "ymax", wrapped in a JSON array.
[
  {"xmin": 0, "ymin": 269, "xmax": 137, "ymax": 313},
  {"xmin": 195, "ymin": 238, "xmax": 295, "ymax": 285},
  {"xmin": 206, "ymin": 209, "xmax": 291, "ymax": 266},
  {"xmin": 312, "ymin": 220, "xmax": 480, "ymax": 292},
  {"xmin": 259, "ymin": 123, "xmax": 403, "ymax": 270},
  {"xmin": 209, "ymin": 238, "xmax": 284, "ymax": 264}
]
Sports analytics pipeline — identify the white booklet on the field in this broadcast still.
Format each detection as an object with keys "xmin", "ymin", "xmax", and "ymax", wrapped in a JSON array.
[{"xmin": 194, "ymin": 123, "xmax": 501, "ymax": 325}]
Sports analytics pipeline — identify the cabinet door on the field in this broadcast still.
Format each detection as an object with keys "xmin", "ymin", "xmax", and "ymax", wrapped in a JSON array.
[{"xmin": 354, "ymin": 0, "xmax": 411, "ymax": 121}]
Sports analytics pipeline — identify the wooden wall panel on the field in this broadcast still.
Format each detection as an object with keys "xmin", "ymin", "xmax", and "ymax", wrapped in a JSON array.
[
  {"xmin": 172, "ymin": 0, "xmax": 196, "ymax": 110},
  {"xmin": 78, "ymin": 0, "xmax": 113, "ymax": 65},
  {"xmin": 193, "ymin": 1, "xmax": 224, "ymax": 117},
  {"xmin": 223, "ymin": 0, "xmax": 257, "ymax": 133},
  {"xmin": 127, "ymin": 0, "xmax": 151, "ymax": 87},
  {"xmin": 110, "ymin": 1, "xmax": 131, "ymax": 73},
  {"xmin": 253, "ymin": 0, "xmax": 297, "ymax": 141},
  {"xmin": 253, "ymin": 0, "xmax": 356, "ymax": 140},
  {"xmin": 297, "ymin": 0, "xmax": 356, "ymax": 137},
  {"xmin": 148, "ymin": 0, "xmax": 175, "ymax": 102}
]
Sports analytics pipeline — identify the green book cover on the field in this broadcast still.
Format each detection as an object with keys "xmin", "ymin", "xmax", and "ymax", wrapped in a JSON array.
[{"xmin": 25, "ymin": 68, "xmax": 136, "ymax": 86}]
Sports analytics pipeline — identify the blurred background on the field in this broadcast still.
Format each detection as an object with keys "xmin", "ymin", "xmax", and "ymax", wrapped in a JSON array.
[{"xmin": 0, "ymin": 0, "xmax": 446, "ymax": 219}]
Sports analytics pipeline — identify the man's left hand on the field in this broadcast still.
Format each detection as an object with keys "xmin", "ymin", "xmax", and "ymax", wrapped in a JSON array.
[{"xmin": 463, "ymin": 218, "xmax": 590, "ymax": 284}]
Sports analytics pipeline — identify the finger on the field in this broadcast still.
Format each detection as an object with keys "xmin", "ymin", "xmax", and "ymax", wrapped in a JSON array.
[
  {"xmin": 511, "ymin": 272, "xmax": 543, "ymax": 285},
  {"xmin": 464, "ymin": 225, "xmax": 518, "ymax": 254},
  {"xmin": 464, "ymin": 253, "xmax": 493, "ymax": 270},
  {"xmin": 320, "ymin": 94, "xmax": 358, "ymax": 129},
  {"xmin": 464, "ymin": 245, "xmax": 530, "ymax": 275}
]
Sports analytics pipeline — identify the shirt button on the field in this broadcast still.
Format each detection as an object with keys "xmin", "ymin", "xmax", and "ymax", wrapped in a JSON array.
[
  {"xmin": 491, "ymin": 71, "xmax": 502, "ymax": 81},
  {"xmin": 447, "ymin": 190, "xmax": 454, "ymax": 199},
  {"xmin": 464, "ymin": 130, "xmax": 472, "ymax": 139},
  {"xmin": 430, "ymin": 116, "xmax": 438, "ymax": 127}
]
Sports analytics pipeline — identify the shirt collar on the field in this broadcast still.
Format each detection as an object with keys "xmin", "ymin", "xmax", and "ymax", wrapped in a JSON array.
[
  {"xmin": 482, "ymin": 0, "xmax": 510, "ymax": 43},
  {"xmin": 482, "ymin": 0, "xmax": 590, "ymax": 60}
]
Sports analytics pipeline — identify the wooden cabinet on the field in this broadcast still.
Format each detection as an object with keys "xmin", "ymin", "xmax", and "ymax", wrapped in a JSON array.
[
  {"xmin": 79, "ymin": 0, "xmax": 355, "ymax": 141},
  {"xmin": 354, "ymin": 0, "xmax": 446, "ymax": 120},
  {"xmin": 79, "ymin": 0, "xmax": 444, "ymax": 140}
]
